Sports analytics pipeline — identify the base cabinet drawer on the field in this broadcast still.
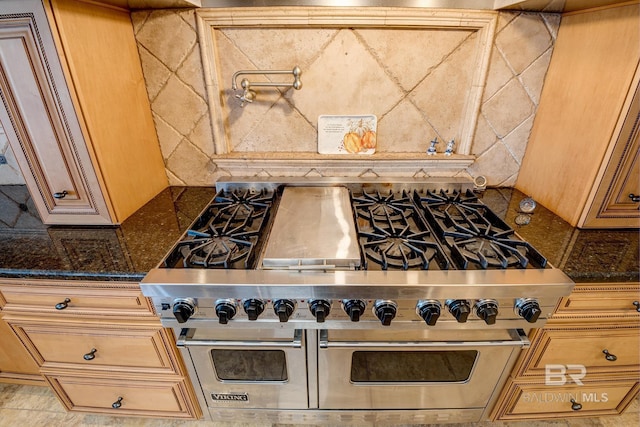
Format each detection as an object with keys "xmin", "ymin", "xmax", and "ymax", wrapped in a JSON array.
[
  {"xmin": 9, "ymin": 321, "xmax": 178, "ymax": 374},
  {"xmin": 495, "ymin": 380, "xmax": 639, "ymax": 419},
  {"xmin": 517, "ymin": 326, "xmax": 640, "ymax": 377},
  {"xmin": 45, "ymin": 374, "xmax": 199, "ymax": 418},
  {"xmin": 554, "ymin": 283, "xmax": 640, "ymax": 319},
  {"xmin": 0, "ymin": 282, "xmax": 154, "ymax": 317}
]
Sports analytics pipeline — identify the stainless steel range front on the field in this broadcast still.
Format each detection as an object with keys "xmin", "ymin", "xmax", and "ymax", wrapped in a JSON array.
[{"xmin": 141, "ymin": 177, "xmax": 574, "ymax": 425}]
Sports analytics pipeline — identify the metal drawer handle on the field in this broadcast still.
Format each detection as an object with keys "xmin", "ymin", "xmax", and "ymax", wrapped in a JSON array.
[
  {"xmin": 112, "ymin": 396, "xmax": 123, "ymax": 409},
  {"xmin": 176, "ymin": 328, "xmax": 303, "ymax": 348},
  {"xmin": 319, "ymin": 329, "xmax": 530, "ymax": 348},
  {"xmin": 629, "ymin": 194, "xmax": 640, "ymax": 202},
  {"xmin": 602, "ymin": 349, "xmax": 617, "ymax": 361},
  {"xmin": 633, "ymin": 301, "xmax": 640, "ymax": 312},
  {"xmin": 55, "ymin": 298, "xmax": 71, "ymax": 310},
  {"xmin": 570, "ymin": 398, "xmax": 582, "ymax": 411},
  {"xmin": 53, "ymin": 190, "xmax": 68, "ymax": 199},
  {"xmin": 83, "ymin": 348, "xmax": 97, "ymax": 361}
]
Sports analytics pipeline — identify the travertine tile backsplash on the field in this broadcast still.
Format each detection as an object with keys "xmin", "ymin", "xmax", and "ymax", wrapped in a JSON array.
[{"xmin": 132, "ymin": 8, "xmax": 560, "ymax": 187}]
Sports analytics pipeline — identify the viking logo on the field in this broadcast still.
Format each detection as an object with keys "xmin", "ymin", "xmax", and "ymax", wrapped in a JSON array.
[{"xmin": 211, "ymin": 393, "xmax": 249, "ymax": 401}]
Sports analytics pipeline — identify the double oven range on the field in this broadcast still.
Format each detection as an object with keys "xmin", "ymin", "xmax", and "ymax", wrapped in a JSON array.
[{"xmin": 141, "ymin": 178, "xmax": 574, "ymax": 425}]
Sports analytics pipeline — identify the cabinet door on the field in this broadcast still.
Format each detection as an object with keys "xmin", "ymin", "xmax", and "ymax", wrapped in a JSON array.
[
  {"xmin": 582, "ymin": 76, "xmax": 640, "ymax": 228},
  {"xmin": 0, "ymin": 2, "xmax": 111, "ymax": 224}
]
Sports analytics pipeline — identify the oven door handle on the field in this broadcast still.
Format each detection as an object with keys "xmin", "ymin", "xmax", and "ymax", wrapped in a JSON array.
[
  {"xmin": 176, "ymin": 328, "xmax": 303, "ymax": 348},
  {"xmin": 319, "ymin": 329, "xmax": 530, "ymax": 348}
]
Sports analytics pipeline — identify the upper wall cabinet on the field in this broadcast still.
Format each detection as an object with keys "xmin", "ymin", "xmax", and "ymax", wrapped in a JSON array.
[
  {"xmin": 516, "ymin": 3, "xmax": 639, "ymax": 229},
  {"xmin": 0, "ymin": 0, "xmax": 167, "ymax": 225}
]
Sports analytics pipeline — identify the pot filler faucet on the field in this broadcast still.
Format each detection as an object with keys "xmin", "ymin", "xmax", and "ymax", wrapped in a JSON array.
[{"xmin": 231, "ymin": 66, "xmax": 302, "ymax": 106}]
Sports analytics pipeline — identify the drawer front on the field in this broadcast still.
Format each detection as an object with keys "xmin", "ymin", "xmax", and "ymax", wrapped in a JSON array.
[
  {"xmin": 45, "ymin": 374, "xmax": 200, "ymax": 419},
  {"xmin": 518, "ymin": 326, "xmax": 639, "ymax": 377},
  {"xmin": 555, "ymin": 283, "xmax": 640, "ymax": 319},
  {"xmin": 0, "ymin": 282, "xmax": 154, "ymax": 317},
  {"xmin": 495, "ymin": 380, "xmax": 639, "ymax": 419},
  {"xmin": 9, "ymin": 321, "xmax": 178, "ymax": 374}
]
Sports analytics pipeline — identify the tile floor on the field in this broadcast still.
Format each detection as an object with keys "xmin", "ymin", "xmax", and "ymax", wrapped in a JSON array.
[{"xmin": 0, "ymin": 383, "xmax": 638, "ymax": 427}]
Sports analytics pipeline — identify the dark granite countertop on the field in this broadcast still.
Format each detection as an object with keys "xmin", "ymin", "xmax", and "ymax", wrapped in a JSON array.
[{"xmin": 0, "ymin": 185, "xmax": 638, "ymax": 283}]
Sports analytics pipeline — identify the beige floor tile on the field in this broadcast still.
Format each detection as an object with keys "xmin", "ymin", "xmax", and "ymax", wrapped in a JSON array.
[{"xmin": 0, "ymin": 383, "xmax": 638, "ymax": 427}]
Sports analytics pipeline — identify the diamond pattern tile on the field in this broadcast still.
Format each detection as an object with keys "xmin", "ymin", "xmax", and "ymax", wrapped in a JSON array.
[
  {"xmin": 378, "ymin": 99, "xmax": 439, "ymax": 153},
  {"xmin": 132, "ymin": 9, "xmax": 559, "ymax": 186},
  {"xmin": 136, "ymin": 10, "xmax": 196, "ymax": 72},
  {"xmin": 410, "ymin": 32, "xmax": 478, "ymax": 142},
  {"xmin": 356, "ymin": 28, "xmax": 473, "ymax": 91},
  {"xmin": 290, "ymin": 29, "xmax": 404, "ymax": 123},
  {"xmin": 220, "ymin": 27, "xmax": 336, "ymax": 71}
]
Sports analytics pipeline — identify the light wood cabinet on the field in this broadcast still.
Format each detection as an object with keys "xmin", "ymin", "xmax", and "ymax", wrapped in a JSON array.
[
  {"xmin": 0, "ymin": 315, "xmax": 43, "ymax": 385},
  {"xmin": 0, "ymin": 0, "xmax": 167, "ymax": 225},
  {"xmin": 497, "ymin": 380, "xmax": 639, "ymax": 419},
  {"xmin": 46, "ymin": 373, "xmax": 199, "ymax": 419},
  {"xmin": 492, "ymin": 282, "xmax": 640, "ymax": 421},
  {"xmin": 516, "ymin": 3, "xmax": 640, "ymax": 228},
  {"xmin": 0, "ymin": 279, "xmax": 201, "ymax": 420}
]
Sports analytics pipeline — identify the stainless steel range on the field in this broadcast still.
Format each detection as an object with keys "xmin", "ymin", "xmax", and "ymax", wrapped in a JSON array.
[{"xmin": 141, "ymin": 177, "xmax": 574, "ymax": 425}]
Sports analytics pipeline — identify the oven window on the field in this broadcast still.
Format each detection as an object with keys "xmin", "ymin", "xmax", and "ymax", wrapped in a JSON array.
[
  {"xmin": 350, "ymin": 350, "xmax": 477, "ymax": 382},
  {"xmin": 211, "ymin": 349, "xmax": 288, "ymax": 381}
]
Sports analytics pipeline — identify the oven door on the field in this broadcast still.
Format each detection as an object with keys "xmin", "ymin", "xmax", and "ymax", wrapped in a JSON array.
[
  {"xmin": 318, "ymin": 328, "xmax": 529, "ymax": 410},
  {"xmin": 177, "ymin": 328, "xmax": 308, "ymax": 409}
]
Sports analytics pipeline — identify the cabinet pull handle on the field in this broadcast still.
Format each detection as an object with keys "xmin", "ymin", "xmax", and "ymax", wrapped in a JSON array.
[
  {"xmin": 53, "ymin": 190, "xmax": 68, "ymax": 199},
  {"xmin": 83, "ymin": 348, "xmax": 97, "ymax": 361},
  {"xmin": 629, "ymin": 194, "xmax": 640, "ymax": 202},
  {"xmin": 570, "ymin": 398, "xmax": 582, "ymax": 411},
  {"xmin": 633, "ymin": 301, "xmax": 640, "ymax": 312},
  {"xmin": 55, "ymin": 298, "xmax": 71, "ymax": 310},
  {"xmin": 112, "ymin": 396, "xmax": 123, "ymax": 409},
  {"xmin": 602, "ymin": 349, "xmax": 617, "ymax": 361}
]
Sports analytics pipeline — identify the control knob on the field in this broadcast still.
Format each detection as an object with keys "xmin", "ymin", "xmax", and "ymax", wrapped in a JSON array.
[
  {"xmin": 242, "ymin": 299, "xmax": 265, "ymax": 321},
  {"xmin": 515, "ymin": 298, "xmax": 542, "ymax": 323},
  {"xmin": 342, "ymin": 299, "xmax": 367, "ymax": 322},
  {"xmin": 474, "ymin": 299, "xmax": 499, "ymax": 325},
  {"xmin": 172, "ymin": 298, "xmax": 196, "ymax": 324},
  {"xmin": 308, "ymin": 299, "xmax": 332, "ymax": 323},
  {"xmin": 273, "ymin": 299, "xmax": 296, "ymax": 323},
  {"xmin": 416, "ymin": 300, "xmax": 441, "ymax": 326},
  {"xmin": 215, "ymin": 299, "xmax": 237, "ymax": 324},
  {"xmin": 446, "ymin": 299, "xmax": 471, "ymax": 323},
  {"xmin": 373, "ymin": 300, "xmax": 398, "ymax": 326}
]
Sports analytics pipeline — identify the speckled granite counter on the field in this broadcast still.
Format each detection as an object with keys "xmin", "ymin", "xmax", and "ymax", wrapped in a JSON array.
[{"xmin": 0, "ymin": 185, "xmax": 638, "ymax": 283}]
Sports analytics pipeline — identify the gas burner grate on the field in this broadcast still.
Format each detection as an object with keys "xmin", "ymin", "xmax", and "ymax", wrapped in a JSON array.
[
  {"xmin": 163, "ymin": 189, "xmax": 275, "ymax": 269},
  {"xmin": 352, "ymin": 190, "xmax": 450, "ymax": 271},
  {"xmin": 415, "ymin": 189, "xmax": 547, "ymax": 270}
]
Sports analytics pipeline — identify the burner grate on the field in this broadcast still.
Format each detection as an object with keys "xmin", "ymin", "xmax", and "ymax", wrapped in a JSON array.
[
  {"xmin": 415, "ymin": 189, "xmax": 547, "ymax": 270},
  {"xmin": 163, "ymin": 189, "xmax": 275, "ymax": 269},
  {"xmin": 352, "ymin": 190, "xmax": 450, "ymax": 271}
]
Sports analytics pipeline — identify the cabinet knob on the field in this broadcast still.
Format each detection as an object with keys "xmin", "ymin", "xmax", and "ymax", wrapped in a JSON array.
[
  {"xmin": 112, "ymin": 396, "xmax": 123, "ymax": 409},
  {"xmin": 633, "ymin": 301, "xmax": 640, "ymax": 312},
  {"xmin": 629, "ymin": 193, "xmax": 640, "ymax": 203},
  {"xmin": 570, "ymin": 398, "xmax": 582, "ymax": 411},
  {"xmin": 83, "ymin": 348, "xmax": 97, "ymax": 361},
  {"xmin": 602, "ymin": 349, "xmax": 617, "ymax": 361},
  {"xmin": 55, "ymin": 298, "xmax": 71, "ymax": 310},
  {"xmin": 53, "ymin": 190, "xmax": 68, "ymax": 199}
]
